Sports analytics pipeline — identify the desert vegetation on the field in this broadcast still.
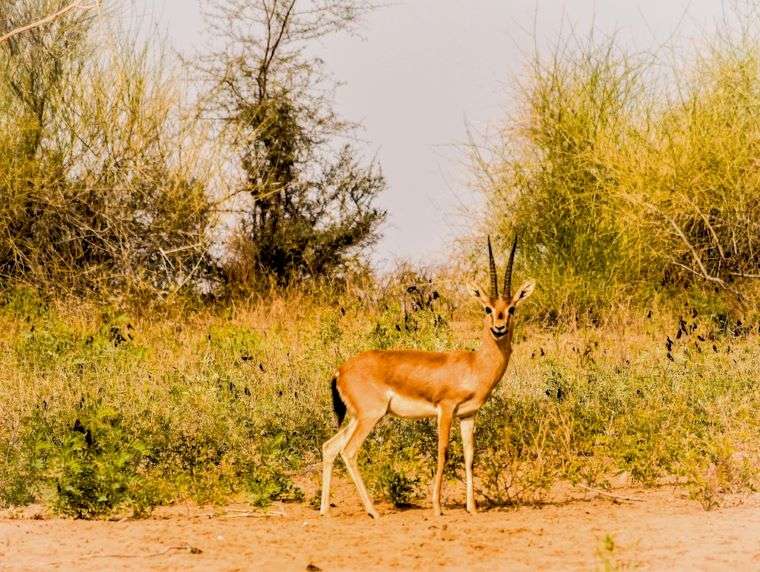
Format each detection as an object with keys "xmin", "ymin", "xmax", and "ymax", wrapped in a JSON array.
[
  {"xmin": 0, "ymin": 284, "xmax": 758, "ymax": 518},
  {"xmin": 0, "ymin": 0, "xmax": 759, "ymax": 522}
]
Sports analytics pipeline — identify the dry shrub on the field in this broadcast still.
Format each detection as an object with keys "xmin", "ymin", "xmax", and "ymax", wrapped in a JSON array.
[
  {"xmin": 635, "ymin": 44, "xmax": 760, "ymax": 289},
  {"xmin": 480, "ymin": 14, "xmax": 760, "ymax": 320},
  {"xmin": 0, "ymin": 3, "xmax": 216, "ymax": 302}
]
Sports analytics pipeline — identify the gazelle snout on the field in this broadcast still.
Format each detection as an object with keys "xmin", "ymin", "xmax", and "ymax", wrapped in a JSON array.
[
  {"xmin": 482, "ymin": 300, "xmax": 511, "ymax": 339},
  {"xmin": 490, "ymin": 322, "xmax": 508, "ymax": 339}
]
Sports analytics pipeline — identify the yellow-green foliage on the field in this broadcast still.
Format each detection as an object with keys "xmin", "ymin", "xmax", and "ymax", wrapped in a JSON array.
[
  {"xmin": 0, "ymin": 8, "xmax": 214, "ymax": 300},
  {"xmin": 0, "ymin": 286, "xmax": 757, "ymax": 517},
  {"xmin": 484, "ymin": 31, "xmax": 760, "ymax": 318}
]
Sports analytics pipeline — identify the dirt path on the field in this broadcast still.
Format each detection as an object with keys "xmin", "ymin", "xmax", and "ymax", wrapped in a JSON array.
[{"xmin": 2, "ymin": 482, "xmax": 759, "ymax": 571}]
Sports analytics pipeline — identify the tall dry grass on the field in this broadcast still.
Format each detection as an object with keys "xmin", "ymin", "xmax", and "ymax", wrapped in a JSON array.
[
  {"xmin": 479, "ymin": 24, "xmax": 760, "ymax": 319},
  {"xmin": 0, "ymin": 3, "xmax": 218, "ymax": 302}
]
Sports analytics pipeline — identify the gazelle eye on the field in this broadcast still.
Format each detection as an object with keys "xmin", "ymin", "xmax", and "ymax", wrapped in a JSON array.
[{"xmin": 484, "ymin": 307, "xmax": 492, "ymax": 315}]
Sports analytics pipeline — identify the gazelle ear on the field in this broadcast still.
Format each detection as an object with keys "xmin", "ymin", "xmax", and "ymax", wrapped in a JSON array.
[
  {"xmin": 467, "ymin": 283, "xmax": 490, "ymax": 306},
  {"xmin": 511, "ymin": 280, "xmax": 536, "ymax": 307}
]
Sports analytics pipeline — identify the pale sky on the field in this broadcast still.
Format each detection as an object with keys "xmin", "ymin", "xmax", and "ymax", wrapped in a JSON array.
[{"xmin": 129, "ymin": 0, "xmax": 732, "ymax": 269}]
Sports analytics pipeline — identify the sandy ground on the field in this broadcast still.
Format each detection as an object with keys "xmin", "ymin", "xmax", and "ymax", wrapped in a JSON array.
[{"xmin": 1, "ymin": 480, "xmax": 759, "ymax": 571}]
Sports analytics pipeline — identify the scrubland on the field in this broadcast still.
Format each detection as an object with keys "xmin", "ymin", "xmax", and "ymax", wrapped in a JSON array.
[
  {"xmin": 1, "ymin": 284, "xmax": 757, "ymax": 519},
  {"xmin": 2, "ymin": 4, "xmax": 760, "ymax": 553}
]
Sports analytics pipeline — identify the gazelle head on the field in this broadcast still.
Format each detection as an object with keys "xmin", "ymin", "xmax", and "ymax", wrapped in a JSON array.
[{"xmin": 468, "ymin": 236, "xmax": 535, "ymax": 341}]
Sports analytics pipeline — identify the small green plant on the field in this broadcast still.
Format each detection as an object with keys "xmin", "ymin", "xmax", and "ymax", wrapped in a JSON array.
[
  {"xmin": 596, "ymin": 533, "xmax": 619, "ymax": 571},
  {"xmin": 242, "ymin": 433, "xmax": 304, "ymax": 507},
  {"xmin": 245, "ymin": 466, "xmax": 304, "ymax": 507},
  {"xmin": 41, "ymin": 405, "xmax": 159, "ymax": 518},
  {"xmin": 375, "ymin": 465, "xmax": 423, "ymax": 508}
]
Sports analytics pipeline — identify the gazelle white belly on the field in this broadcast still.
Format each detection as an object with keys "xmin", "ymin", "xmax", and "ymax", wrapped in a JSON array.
[{"xmin": 387, "ymin": 391, "xmax": 437, "ymax": 418}]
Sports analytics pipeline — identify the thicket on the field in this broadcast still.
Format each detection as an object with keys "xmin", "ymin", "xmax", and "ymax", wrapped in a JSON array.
[
  {"xmin": 0, "ymin": 0, "xmax": 385, "ymax": 301},
  {"xmin": 480, "ymin": 30, "xmax": 760, "ymax": 318},
  {"xmin": 0, "ymin": 2, "xmax": 215, "ymax": 301}
]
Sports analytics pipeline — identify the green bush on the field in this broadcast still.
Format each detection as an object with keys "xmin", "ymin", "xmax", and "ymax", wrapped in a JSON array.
[{"xmin": 21, "ymin": 404, "xmax": 161, "ymax": 518}]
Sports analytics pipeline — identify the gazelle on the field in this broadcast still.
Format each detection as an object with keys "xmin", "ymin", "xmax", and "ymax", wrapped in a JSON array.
[{"xmin": 320, "ymin": 236, "xmax": 535, "ymax": 518}]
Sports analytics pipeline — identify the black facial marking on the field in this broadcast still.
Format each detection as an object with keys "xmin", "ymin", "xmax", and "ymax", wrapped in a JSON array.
[
  {"xmin": 508, "ymin": 306, "xmax": 516, "ymax": 316},
  {"xmin": 497, "ymin": 312, "xmax": 504, "ymax": 320},
  {"xmin": 484, "ymin": 306, "xmax": 492, "ymax": 315}
]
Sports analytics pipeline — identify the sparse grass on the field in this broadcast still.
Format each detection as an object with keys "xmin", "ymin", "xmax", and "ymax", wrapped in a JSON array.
[{"xmin": 0, "ymin": 285, "xmax": 757, "ymax": 518}]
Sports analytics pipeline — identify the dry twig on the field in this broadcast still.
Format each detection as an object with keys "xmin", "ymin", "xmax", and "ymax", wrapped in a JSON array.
[
  {"xmin": 83, "ymin": 543, "xmax": 202, "ymax": 559},
  {"xmin": 578, "ymin": 484, "xmax": 644, "ymax": 503},
  {"xmin": 219, "ymin": 507, "xmax": 286, "ymax": 518},
  {"xmin": 0, "ymin": 0, "xmax": 99, "ymax": 44}
]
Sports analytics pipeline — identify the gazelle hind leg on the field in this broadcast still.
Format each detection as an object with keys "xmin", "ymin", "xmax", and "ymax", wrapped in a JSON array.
[
  {"xmin": 340, "ymin": 414, "xmax": 383, "ymax": 519},
  {"xmin": 320, "ymin": 418, "xmax": 356, "ymax": 515}
]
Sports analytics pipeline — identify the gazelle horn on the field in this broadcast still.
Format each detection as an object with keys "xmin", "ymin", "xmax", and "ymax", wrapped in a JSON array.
[
  {"xmin": 503, "ymin": 235, "xmax": 518, "ymax": 300},
  {"xmin": 487, "ymin": 235, "xmax": 498, "ymax": 298}
]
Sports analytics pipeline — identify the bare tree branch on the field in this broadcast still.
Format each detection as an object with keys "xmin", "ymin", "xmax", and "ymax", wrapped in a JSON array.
[{"xmin": 0, "ymin": 0, "xmax": 99, "ymax": 44}]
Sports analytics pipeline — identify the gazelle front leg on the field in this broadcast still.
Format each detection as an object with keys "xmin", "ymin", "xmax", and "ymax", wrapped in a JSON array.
[
  {"xmin": 460, "ymin": 416, "xmax": 476, "ymax": 513},
  {"xmin": 432, "ymin": 403, "xmax": 455, "ymax": 516}
]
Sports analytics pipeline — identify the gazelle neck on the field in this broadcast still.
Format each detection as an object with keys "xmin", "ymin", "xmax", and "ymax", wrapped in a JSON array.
[{"xmin": 473, "ymin": 322, "xmax": 513, "ymax": 392}]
